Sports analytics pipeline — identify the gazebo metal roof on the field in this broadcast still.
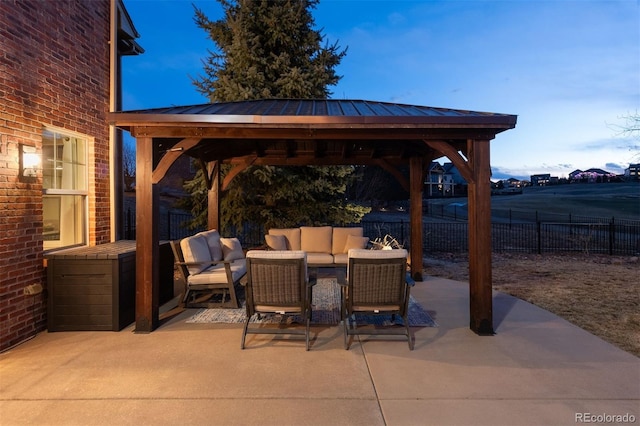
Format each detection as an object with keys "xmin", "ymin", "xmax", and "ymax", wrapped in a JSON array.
[
  {"xmin": 109, "ymin": 98, "xmax": 517, "ymax": 336},
  {"xmin": 113, "ymin": 99, "xmax": 516, "ymax": 167},
  {"xmin": 115, "ymin": 99, "xmax": 514, "ymax": 122}
]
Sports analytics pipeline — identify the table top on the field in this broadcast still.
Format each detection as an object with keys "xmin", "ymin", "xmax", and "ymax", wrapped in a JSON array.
[{"xmin": 44, "ymin": 241, "xmax": 137, "ymax": 260}]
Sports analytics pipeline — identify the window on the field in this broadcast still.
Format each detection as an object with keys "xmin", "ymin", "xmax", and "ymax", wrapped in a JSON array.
[{"xmin": 42, "ymin": 129, "xmax": 88, "ymax": 250}]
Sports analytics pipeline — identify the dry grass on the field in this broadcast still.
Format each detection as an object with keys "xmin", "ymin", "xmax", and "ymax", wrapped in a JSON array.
[{"xmin": 424, "ymin": 253, "xmax": 640, "ymax": 358}]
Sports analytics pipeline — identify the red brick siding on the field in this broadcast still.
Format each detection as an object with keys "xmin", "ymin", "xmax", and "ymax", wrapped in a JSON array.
[{"xmin": 0, "ymin": 0, "xmax": 112, "ymax": 351}]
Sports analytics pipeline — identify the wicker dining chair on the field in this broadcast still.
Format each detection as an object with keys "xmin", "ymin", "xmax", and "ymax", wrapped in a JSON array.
[
  {"xmin": 341, "ymin": 248, "xmax": 415, "ymax": 350},
  {"xmin": 241, "ymin": 250, "xmax": 316, "ymax": 351}
]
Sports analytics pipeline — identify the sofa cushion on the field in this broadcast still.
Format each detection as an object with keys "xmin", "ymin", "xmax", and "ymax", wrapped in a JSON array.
[
  {"xmin": 301, "ymin": 226, "xmax": 332, "ymax": 254},
  {"xmin": 180, "ymin": 235, "xmax": 212, "ymax": 275},
  {"xmin": 332, "ymin": 227, "xmax": 364, "ymax": 255},
  {"xmin": 187, "ymin": 259, "xmax": 247, "ymax": 285},
  {"xmin": 265, "ymin": 234, "xmax": 288, "ymax": 251},
  {"xmin": 197, "ymin": 229, "xmax": 223, "ymax": 261},
  {"xmin": 344, "ymin": 234, "xmax": 369, "ymax": 252},
  {"xmin": 220, "ymin": 237, "xmax": 244, "ymax": 261},
  {"xmin": 268, "ymin": 228, "xmax": 302, "ymax": 250},
  {"xmin": 333, "ymin": 253, "xmax": 348, "ymax": 265},
  {"xmin": 306, "ymin": 252, "xmax": 334, "ymax": 266}
]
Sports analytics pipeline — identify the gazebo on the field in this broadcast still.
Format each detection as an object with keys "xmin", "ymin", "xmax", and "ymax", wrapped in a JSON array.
[{"xmin": 109, "ymin": 99, "xmax": 517, "ymax": 336}]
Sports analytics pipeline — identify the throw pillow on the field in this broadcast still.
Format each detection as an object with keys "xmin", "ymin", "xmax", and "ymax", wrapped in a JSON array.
[
  {"xmin": 180, "ymin": 235, "xmax": 212, "ymax": 275},
  {"xmin": 343, "ymin": 234, "xmax": 369, "ymax": 253},
  {"xmin": 220, "ymin": 237, "xmax": 244, "ymax": 261},
  {"xmin": 198, "ymin": 229, "xmax": 223, "ymax": 261},
  {"xmin": 265, "ymin": 234, "xmax": 288, "ymax": 250}
]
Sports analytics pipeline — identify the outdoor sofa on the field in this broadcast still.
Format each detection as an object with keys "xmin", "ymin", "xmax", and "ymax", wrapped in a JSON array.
[{"xmin": 265, "ymin": 226, "xmax": 368, "ymax": 266}]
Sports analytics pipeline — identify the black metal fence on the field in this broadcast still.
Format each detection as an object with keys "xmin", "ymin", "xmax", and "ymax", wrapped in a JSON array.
[
  {"xmin": 423, "ymin": 221, "xmax": 640, "ymax": 255},
  {"xmin": 124, "ymin": 207, "xmax": 640, "ymax": 255}
]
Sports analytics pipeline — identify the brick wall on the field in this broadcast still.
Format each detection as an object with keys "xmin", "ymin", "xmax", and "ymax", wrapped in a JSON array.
[{"xmin": 0, "ymin": 0, "xmax": 112, "ymax": 351}]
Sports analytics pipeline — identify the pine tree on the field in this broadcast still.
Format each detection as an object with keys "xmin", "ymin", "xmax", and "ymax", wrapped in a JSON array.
[
  {"xmin": 192, "ymin": 0, "xmax": 345, "ymax": 101},
  {"xmin": 180, "ymin": 0, "xmax": 369, "ymax": 233}
]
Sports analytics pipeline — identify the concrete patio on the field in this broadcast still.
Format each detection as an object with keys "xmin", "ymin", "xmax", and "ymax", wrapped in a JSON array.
[{"xmin": 1, "ymin": 276, "xmax": 638, "ymax": 426}]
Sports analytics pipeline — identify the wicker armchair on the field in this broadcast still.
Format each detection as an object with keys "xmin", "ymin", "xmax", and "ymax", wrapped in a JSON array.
[
  {"xmin": 341, "ymin": 248, "xmax": 415, "ymax": 350},
  {"xmin": 242, "ymin": 250, "xmax": 316, "ymax": 350}
]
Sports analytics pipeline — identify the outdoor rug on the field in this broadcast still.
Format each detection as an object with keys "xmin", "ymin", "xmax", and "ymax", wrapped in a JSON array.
[{"xmin": 186, "ymin": 278, "xmax": 437, "ymax": 327}]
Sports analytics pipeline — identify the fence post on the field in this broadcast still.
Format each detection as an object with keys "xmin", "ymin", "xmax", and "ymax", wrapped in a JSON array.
[
  {"xmin": 609, "ymin": 217, "xmax": 615, "ymax": 255},
  {"xmin": 537, "ymin": 221, "xmax": 542, "ymax": 254}
]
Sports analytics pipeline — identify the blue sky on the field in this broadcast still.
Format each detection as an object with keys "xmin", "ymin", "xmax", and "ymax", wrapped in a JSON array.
[{"xmin": 122, "ymin": 0, "xmax": 639, "ymax": 180}]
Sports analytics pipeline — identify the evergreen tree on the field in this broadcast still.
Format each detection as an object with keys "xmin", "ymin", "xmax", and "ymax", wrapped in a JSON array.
[
  {"xmin": 192, "ymin": 0, "xmax": 345, "ymax": 101},
  {"xmin": 180, "ymin": 0, "xmax": 369, "ymax": 233}
]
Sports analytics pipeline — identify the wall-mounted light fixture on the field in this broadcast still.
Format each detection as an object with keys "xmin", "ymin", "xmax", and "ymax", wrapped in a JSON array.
[{"xmin": 20, "ymin": 144, "xmax": 40, "ymax": 178}]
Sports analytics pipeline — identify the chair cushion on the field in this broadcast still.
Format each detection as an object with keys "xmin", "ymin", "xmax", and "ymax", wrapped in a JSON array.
[
  {"xmin": 301, "ymin": 226, "xmax": 332, "ymax": 254},
  {"xmin": 344, "ymin": 235, "xmax": 369, "ymax": 252},
  {"xmin": 220, "ymin": 237, "xmax": 245, "ymax": 261},
  {"xmin": 197, "ymin": 229, "xmax": 223, "ymax": 261},
  {"xmin": 246, "ymin": 250, "xmax": 306, "ymax": 260},
  {"xmin": 246, "ymin": 250, "xmax": 308, "ymax": 281},
  {"xmin": 265, "ymin": 234, "xmax": 288, "ymax": 250},
  {"xmin": 268, "ymin": 228, "xmax": 301, "ymax": 250},
  {"xmin": 348, "ymin": 248, "xmax": 408, "ymax": 259},
  {"xmin": 180, "ymin": 235, "xmax": 212, "ymax": 275},
  {"xmin": 332, "ymin": 227, "xmax": 363, "ymax": 254},
  {"xmin": 187, "ymin": 259, "xmax": 247, "ymax": 285}
]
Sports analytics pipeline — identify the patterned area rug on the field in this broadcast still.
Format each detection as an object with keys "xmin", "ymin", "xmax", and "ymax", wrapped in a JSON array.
[{"xmin": 186, "ymin": 278, "xmax": 437, "ymax": 327}]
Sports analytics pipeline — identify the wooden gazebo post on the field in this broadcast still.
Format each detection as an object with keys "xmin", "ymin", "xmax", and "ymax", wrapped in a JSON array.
[
  {"xmin": 467, "ymin": 138, "xmax": 494, "ymax": 335},
  {"xmin": 207, "ymin": 161, "xmax": 220, "ymax": 230},
  {"xmin": 409, "ymin": 156, "xmax": 424, "ymax": 281},
  {"xmin": 135, "ymin": 136, "xmax": 159, "ymax": 332}
]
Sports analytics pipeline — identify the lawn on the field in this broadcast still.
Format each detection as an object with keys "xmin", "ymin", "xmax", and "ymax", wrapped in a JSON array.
[
  {"xmin": 425, "ymin": 252, "xmax": 640, "ymax": 358},
  {"xmin": 428, "ymin": 181, "xmax": 640, "ymax": 220}
]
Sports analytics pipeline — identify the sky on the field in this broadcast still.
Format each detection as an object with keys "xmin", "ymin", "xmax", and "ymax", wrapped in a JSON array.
[{"xmin": 122, "ymin": 0, "xmax": 639, "ymax": 181}]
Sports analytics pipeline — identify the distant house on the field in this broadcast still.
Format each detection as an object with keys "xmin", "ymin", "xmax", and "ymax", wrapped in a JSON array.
[
  {"xmin": 425, "ymin": 161, "xmax": 445, "ymax": 196},
  {"xmin": 506, "ymin": 177, "xmax": 525, "ymax": 188},
  {"xmin": 530, "ymin": 174, "xmax": 552, "ymax": 186},
  {"xmin": 424, "ymin": 161, "xmax": 467, "ymax": 197},
  {"xmin": 625, "ymin": 164, "xmax": 639, "ymax": 181},
  {"xmin": 442, "ymin": 162, "xmax": 468, "ymax": 196},
  {"xmin": 492, "ymin": 178, "xmax": 524, "ymax": 195},
  {"xmin": 569, "ymin": 168, "xmax": 616, "ymax": 183}
]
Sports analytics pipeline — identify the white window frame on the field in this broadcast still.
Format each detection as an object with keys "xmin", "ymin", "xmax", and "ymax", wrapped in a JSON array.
[{"xmin": 42, "ymin": 127, "xmax": 90, "ymax": 251}]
